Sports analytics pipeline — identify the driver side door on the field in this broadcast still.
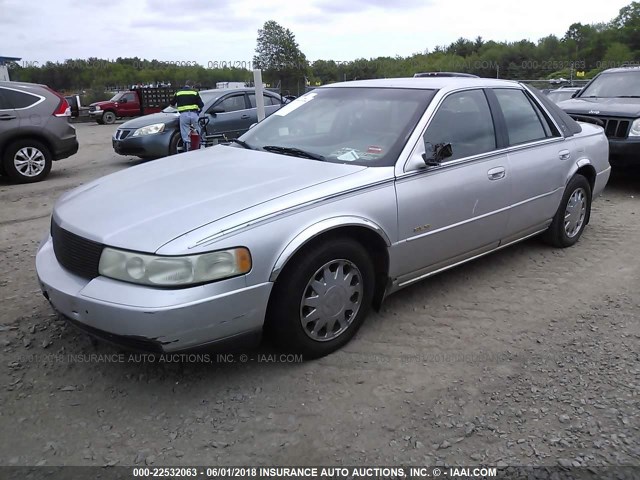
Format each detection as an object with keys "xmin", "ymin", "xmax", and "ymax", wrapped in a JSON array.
[
  {"xmin": 392, "ymin": 88, "xmax": 512, "ymax": 285},
  {"xmin": 204, "ymin": 93, "xmax": 250, "ymax": 140}
]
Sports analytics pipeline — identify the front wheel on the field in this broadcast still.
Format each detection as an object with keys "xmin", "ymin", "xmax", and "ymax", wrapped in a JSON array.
[
  {"xmin": 169, "ymin": 132, "xmax": 186, "ymax": 155},
  {"xmin": 543, "ymin": 174, "xmax": 591, "ymax": 247},
  {"xmin": 266, "ymin": 238, "xmax": 375, "ymax": 358},
  {"xmin": 102, "ymin": 111, "xmax": 116, "ymax": 124}
]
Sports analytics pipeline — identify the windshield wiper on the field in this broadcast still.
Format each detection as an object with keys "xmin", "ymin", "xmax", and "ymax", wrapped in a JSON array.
[
  {"xmin": 615, "ymin": 95, "xmax": 640, "ymax": 98},
  {"xmin": 262, "ymin": 145, "xmax": 325, "ymax": 161},
  {"xmin": 228, "ymin": 138, "xmax": 254, "ymax": 150}
]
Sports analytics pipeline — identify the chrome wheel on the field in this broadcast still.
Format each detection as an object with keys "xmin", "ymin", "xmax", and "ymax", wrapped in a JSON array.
[
  {"xmin": 564, "ymin": 187, "xmax": 587, "ymax": 238},
  {"xmin": 300, "ymin": 259, "xmax": 363, "ymax": 342},
  {"xmin": 14, "ymin": 147, "xmax": 46, "ymax": 177}
]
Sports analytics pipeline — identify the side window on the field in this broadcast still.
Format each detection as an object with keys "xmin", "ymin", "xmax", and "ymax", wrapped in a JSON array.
[
  {"xmin": 0, "ymin": 88, "xmax": 11, "ymax": 109},
  {"xmin": 2, "ymin": 88, "xmax": 40, "ymax": 109},
  {"xmin": 122, "ymin": 93, "xmax": 136, "ymax": 102},
  {"xmin": 493, "ymin": 89, "xmax": 551, "ymax": 145},
  {"xmin": 248, "ymin": 94, "xmax": 278, "ymax": 107},
  {"xmin": 219, "ymin": 94, "xmax": 247, "ymax": 112},
  {"xmin": 423, "ymin": 89, "xmax": 496, "ymax": 161}
]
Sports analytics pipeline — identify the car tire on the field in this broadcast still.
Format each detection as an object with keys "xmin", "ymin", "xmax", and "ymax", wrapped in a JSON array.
[
  {"xmin": 266, "ymin": 238, "xmax": 375, "ymax": 359},
  {"xmin": 102, "ymin": 111, "xmax": 116, "ymax": 124},
  {"xmin": 169, "ymin": 132, "xmax": 185, "ymax": 155},
  {"xmin": 2, "ymin": 140, "xmax": 52, "ymax": 183},
  {"xmin": 543, "ymin": 174, "xmax": 591, "ymax": 248},
  {"xmin": 96, "ymin": 117, "xmax": 105, "ymax": 125}
]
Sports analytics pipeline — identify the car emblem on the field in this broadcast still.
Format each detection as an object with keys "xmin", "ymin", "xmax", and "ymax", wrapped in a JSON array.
[{"xmin": 588, "ymin": 110, "xmax": 600, "ymax": 114}]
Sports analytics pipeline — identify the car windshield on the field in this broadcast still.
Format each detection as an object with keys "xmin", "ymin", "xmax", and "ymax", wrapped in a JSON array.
[
  {"xmin": 239, "ymin": 87, "xmax": 436, "ymax": 166},
  {"xmin": 547, "ymin": 90, "xmax": 577, "ymax": 103},
  {"xmin": 162, "ymin": 91, "xmax": 219, "ymax": 113},
  {"xmin": 109, "ymin": 93, "xmax": 124, "ymax": 102},
  {"xmin": 579, "ymin": 72, "xmax": 640, "ymax": 98}
]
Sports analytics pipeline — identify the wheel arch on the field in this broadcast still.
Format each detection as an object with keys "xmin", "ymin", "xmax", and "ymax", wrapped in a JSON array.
[
  {"xmin": 269, "ymin": 217, "xmax": 392, "ymax": 311},
  {"xmin": 567, "ymin": 159, "xmax": 596, "ymax": 224},
  {"xmin": 1, "ymin": 134, "xmax": 54, "ymax": 161}
]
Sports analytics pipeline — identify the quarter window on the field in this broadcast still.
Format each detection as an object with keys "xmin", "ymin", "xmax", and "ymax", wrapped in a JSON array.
[
  {"xmin": 423, "ymin": 89, "xmax": 496, "ymax": 161},
  {"xmin": 494, "ymin": 89, "xmax": 551, "ymax": 145},
  {"xmin": 1, "ymin": 88, "xmax": 41, "ymax": 109}
]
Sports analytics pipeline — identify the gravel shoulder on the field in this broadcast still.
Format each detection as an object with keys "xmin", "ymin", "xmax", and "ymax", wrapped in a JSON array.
[{"xmin": 0, "ymin": 123, "xmax": 638, "ymax": 467}]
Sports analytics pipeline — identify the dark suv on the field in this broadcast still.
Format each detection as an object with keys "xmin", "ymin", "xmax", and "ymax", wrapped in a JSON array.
[
  {"xmin": 0, "ymin": 81, "xmax": 78, "ymax": 183},
  {"xmin": 558, "ymin": 67, "xmax": 640, "ymax": 166}
]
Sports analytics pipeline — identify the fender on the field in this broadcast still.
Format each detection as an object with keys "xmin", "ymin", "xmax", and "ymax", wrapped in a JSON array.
[
  {"xmin": 269, "ymin": 216, "xmax": 391, "ymax": 282},
  {"xmin": 566, "ymin": 157, "xmax": 595, "ymax": 186}
]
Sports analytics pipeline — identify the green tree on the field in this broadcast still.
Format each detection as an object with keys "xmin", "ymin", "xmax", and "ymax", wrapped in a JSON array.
[{"xmin": 253, "ymin": 20, "xmax": 308, "ymax": 93}]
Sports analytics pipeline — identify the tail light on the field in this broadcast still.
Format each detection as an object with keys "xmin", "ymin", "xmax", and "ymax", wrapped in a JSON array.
[{"xmin": 44, "ymin": 86, "xmax": 71, "ymax": 117}]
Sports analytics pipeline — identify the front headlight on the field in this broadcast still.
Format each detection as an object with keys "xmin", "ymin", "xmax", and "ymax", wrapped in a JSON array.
[
  {"xmin": 98, "ymin": 247, "xmax": 252, "ymax": 287},
  {"xmin": 93, "ymin": 106, "xmax": 101, "ymax": 111},
  {"xmin": 132, "ymin": 123, "xmax": 165, "ymax": 137},
  {"xmin": 629, "ymin": 119, "xmax": 640, "ymax": 137}
]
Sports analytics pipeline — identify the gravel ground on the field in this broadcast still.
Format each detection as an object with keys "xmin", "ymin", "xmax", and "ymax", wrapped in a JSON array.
[{"xmin": 0, "ymin": 123, "xmax": 638, "ymax": 467}]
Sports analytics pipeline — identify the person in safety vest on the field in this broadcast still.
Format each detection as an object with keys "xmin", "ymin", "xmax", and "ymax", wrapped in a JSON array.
[{"xmin": 171, "ymin": 80, "xmax": 204, "ymax": 152}]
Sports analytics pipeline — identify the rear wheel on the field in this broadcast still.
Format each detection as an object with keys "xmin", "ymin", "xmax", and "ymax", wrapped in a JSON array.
[
  {"xmin": 2, "ymin": 140, "xmax": 52, "ymax": 183},
  {"xmin": 266, "ymin": 238, "xmax": 375, "ymax": 358},
  {"xmin": 543, "ymin": 174, "xmax": 591, "ymax": 247},
  {"xmin": 102, "ymin": 111, "xmax": 116, "ymax": 124}
]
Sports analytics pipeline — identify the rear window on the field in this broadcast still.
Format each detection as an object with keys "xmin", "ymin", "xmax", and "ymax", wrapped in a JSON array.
[{"xmin": 1, "ymin": 88, "xmax": 42, "ymax": 109}]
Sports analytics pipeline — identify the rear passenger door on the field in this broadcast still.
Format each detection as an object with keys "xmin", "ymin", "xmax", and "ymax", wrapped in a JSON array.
[
  {"xmin": 487, "ymin": 88, "xmax": 567, "ymax": 242},
  {"xmin": 0, "ymin": 87, "xmax": 20, "ymax": 142},
  {"xmin": 248, "ymin": 93, "xmax": 283, "ymax": 122}
]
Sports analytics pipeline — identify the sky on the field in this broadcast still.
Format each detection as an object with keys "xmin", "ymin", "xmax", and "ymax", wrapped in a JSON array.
[{"xmin": 0, "ymin": 0, "xmax": 633, "ymax": 67}]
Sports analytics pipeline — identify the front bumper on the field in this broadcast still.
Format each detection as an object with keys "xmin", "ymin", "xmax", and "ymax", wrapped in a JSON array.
[
  {"xmin": 608, "ymin": 137, "xmax": 640, "ymax": 166},
  {"xmin": 36, "ymin": 236, "xmax": 272, "ymax": 352},
  {"xmin": 112, "ymin": 130, "xmax": 174, "ymax": 158}
]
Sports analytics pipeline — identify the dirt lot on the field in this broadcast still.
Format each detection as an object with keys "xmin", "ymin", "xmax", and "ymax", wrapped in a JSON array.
[{"xmin": 0, "ymin": 123, "xmax": 638, "ymax": 468}]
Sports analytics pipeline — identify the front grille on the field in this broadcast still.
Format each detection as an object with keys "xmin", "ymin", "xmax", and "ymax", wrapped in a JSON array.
[
  {"xmin": 51, "ymin": 220, "xmax": 104, "ymax": 279},
  {"xmin": 571, "ymin": 115, "xmax": 631, "ymax": 139},
  {"xmin": 89, "ymin": 106, "xmax": 96, "ymax": 112},
  {"xmin": 115, "ymin": 129, "xmax": 131, "ymax": 140}
]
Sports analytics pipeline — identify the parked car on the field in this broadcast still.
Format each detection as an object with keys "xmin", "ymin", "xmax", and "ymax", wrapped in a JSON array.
[
  {"xmin": 546, "ymin": 87, "xmax": 582, "ymax": 104},
  {"xmin": 0, "ymin": 81, "xmax": 78, "ymax": 183},
  {"xmin": 112, "ymin": 87, "xmax": 285, "ymax": 158},
  {"xmin": 414, "ymin": 72, "xmax": 479, "ymax": 78},
  {"xmin": 36, "ymin": 78, "xmax": 610, "ymax": 358},
  {"xmin": 558, "ymin": 67, "xmax": 640, "ymax": 166},
  {"xmin": 89, "ymin": 87, "xmax": 176, "ymax": 125}
]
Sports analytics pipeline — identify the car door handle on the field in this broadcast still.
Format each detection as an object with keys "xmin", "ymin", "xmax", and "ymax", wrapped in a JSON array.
[
  {"xmin": 241, "ymin": 114, "xmax": 250, "ymax": 119},
  {"xmin": 487, "ymin": 167, "xmax": 506, "ymax": 180},
  {"xmin": 559, "ymin": 150, "xmax": 571, "ymax": 161},
  {"xmin": 0, "ymin": 114, "xmax": 17, "ymax": 120}
]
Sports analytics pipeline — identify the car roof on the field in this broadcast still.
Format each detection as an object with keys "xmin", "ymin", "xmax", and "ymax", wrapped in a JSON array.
[
  {"xmin": 0, "ymin": 80, "xmax": 47, "ymax": 90},
  {"xmin": 203, "ymin": 87, "xmax": 280, "ymax": 95},
  {"xmin": 324, "ymin": 77, "xmax": 521, "ymax": 91},
  {"xmin": 601, "ymin": 66, "xmax": 640, "ymax": 74}
]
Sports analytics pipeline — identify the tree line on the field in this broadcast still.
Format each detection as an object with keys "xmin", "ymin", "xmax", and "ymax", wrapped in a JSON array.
[{"xmin": 8, "ymin": 1, "xmax": 639, "ymax": 96}]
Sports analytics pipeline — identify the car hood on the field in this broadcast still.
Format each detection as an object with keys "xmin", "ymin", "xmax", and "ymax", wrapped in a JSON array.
[
  {"xmin": 53, "ymin": 146, "xmax": 368, "ymax": 253},
  {"xmin": 119, "ymin": 112, "xmax": 180, "ymax": 129},
  {"xmin": 90, "ymin": 101, "xmax": 115, "ymax": 107},
  {"xmin": 558, "ymin": 97, "xmax": 640, "ymax": 117}
]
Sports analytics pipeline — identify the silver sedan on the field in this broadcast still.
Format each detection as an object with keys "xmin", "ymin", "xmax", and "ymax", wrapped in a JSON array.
[{"xmin": 36, "ymin": 78, "xmax": 611, "ymax": 358}]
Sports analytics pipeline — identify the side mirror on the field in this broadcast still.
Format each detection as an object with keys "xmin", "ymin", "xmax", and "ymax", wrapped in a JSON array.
[
  {"xmin": 422, "ymin": 142, "xmax": 452, "ymax": 166},
  {"xmin": 209, "ymin": 106, "xmax": 225, "ymax": 115},
  {"xmin": 571, "ymin": 89, "xmax": 582, "ymax": 98},
  {"xmin": 120, "ymin": 98, "xmax": 128, "ymax": 103}
]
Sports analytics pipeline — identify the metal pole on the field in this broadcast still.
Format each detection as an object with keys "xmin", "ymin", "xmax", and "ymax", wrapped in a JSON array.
[{"xmin": 253, "ymin": 69, "xmax": 265, "ymax": 122}]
